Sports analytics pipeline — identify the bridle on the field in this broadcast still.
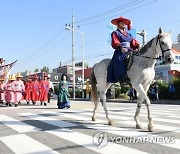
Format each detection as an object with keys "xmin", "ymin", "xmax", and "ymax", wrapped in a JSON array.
[{"xmin": 133, "ymin": 35, "xmax": 172, "ymax": 60}]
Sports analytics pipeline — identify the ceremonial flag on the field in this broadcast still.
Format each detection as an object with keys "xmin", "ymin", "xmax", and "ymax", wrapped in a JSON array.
[{"xmin": 0, "ymin": 60, "xmax": 17, "ymax": 80}]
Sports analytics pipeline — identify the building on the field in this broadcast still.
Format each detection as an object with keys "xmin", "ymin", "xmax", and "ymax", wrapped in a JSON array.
[
  {"xmin": 155, "ymin": 48, "xmax": 180, "ymax": 82},
  {"xmin": 52, "ymin": 62, "xmax": 82, "ymax": 74},
  {"xmin": 52, "ymin": 63, "xmax": 84, "ymax": 88},
  {"xmin": 75, "ymin": 67, "xmax": 93, "ymax": 81},
  {"xmin": 173, "ymin": 34, "xmax": 180, "ymax": 50}
]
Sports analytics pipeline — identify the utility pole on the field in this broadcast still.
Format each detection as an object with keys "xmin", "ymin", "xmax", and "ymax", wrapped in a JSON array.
[
  {"xmin": 72, "ymin": 12, "xmax": 76, "ymax": 99},
  {"xmin": 81, "ymin": 32, "xmax": 84, "ymax": 99},
  {"xmin": 66, "ymin": 15, "xmax": 85, "ymax": 99},
  {"xmin": 137, "ymin": 29, "xmax": 146, "ymax": 46}
]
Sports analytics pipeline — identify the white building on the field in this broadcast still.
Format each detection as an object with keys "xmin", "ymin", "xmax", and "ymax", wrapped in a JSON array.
[{"xmin": 155, "ymin": 48, "xmax": 180, "ymax": 82}]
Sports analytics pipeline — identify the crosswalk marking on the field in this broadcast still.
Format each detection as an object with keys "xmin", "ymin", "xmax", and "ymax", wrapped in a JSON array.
[
  {"xmin": 46, "ymin": 129, "xmax": 148, "ymax": 154},
  {"xmin": 75, "ymin": 109, "xmax": 180, "ymax": 132},
  {"xmin": 96, "ymin": 107, "xmax": 177, "ymax": 117},
  {"xmin": 0, "ymin": 114, "xmax": 41, "ymax": 133},
  {"xmin": 41, "ymin": 110, "xmax": 180, "ymax": 150},
  {"xmin": 0, "ymin": 134, "xmax": 59, "ymax": 154},
  {"xmin": 18, "ymin": 112, "xmax": 148, "ymax": 154},
  {"xmin": 41, "ymin": 111, "xmax": 147, "ymax": 136},
  {"xmin": 79, "ymin": 109, "xmax": 180, "ymax": 125},
  {"xmin": 1, "ymin": 102, "xmax": 180, "ymax": 154},
  {"xmin": 20, "ymin": 112, "xmax": 78, "ymax": 128},
  {"xmin": 117, "ymin": 120, "xmax": 180, "ymax": 133},
  {"xmin": 43, "ymin": 110, "xmax": 134, "ymax": 124}
]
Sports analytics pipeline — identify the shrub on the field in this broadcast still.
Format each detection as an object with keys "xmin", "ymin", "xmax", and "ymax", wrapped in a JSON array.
[
  {"xmin": 115, "ymin": 87, "xmax": 121, "ymax": 98},
  {"xmin": 54, "ymin": 86, "xmax": 59, "ymax": 95},
  {"xmin": 115, "ymin": 85, "xmax": 129, "ymax": 98},
  {"xmin": 157, "ymin": 82, "xmax": 169, "ymax": 99},
  {"xmin": 121, "ymin": 86, "xmax": 129, "ymax": 94},
  {"xmin": 76, "ymin": 90, "xmax": 82, "ymax": 98}
]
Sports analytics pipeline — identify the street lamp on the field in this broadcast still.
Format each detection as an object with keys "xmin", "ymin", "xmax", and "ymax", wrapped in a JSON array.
[
  {"xmin": 137, "ymin": 29, "xmax": 147, "ymax": 46},
  {"xmin": 65, "ymin": 27, "xmax": 85, "ymax": 99}
]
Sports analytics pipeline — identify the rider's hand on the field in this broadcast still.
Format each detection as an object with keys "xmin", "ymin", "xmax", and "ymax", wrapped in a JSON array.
[{"xmin": 121, "ymin": 47, "xmax": 128, "ymax": 53}]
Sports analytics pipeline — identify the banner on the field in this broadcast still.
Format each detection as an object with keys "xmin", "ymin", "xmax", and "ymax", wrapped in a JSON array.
[{"xmin": 0, "ymin": 60, "xmax": 17, "ymax": 80}]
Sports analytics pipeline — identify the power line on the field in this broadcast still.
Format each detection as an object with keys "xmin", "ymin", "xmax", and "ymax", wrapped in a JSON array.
[
  {"xmin": 63, "ymin": 51, "xmax": 112, "ymax": 65},
  {"xmin": 16, "ymin": 32, "xmax": 71, "ymax": 65},
  {"xmin": 146, "ymin": 19, "xmax": 180, "ymax": 30},
  {"xmin": 19, "ymin": 25, "xmax": 66, "ymax": 62},
  {"xmin": 75, "ymin": 0, "xmax": 145, "ymax": 24},
  {"xmin": 79, "ymin": 0, "xmax": 158, "ymax": 27}
]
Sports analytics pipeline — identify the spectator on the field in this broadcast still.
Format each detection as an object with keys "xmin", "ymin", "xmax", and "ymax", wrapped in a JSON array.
[
  {"xmin": 106, "ymin": 88, "xmax": 111, "ymax": 100},
  {"xmin": 154, "ymin": 82, "xmax": 159, "ymax": 101},
  {"xmin": 128, "ymin": 85, "xmax": 135, "ymax": 101},
  {"xmin": 169, "ymin": 83, "xmax": 176, "ymax": 99}
]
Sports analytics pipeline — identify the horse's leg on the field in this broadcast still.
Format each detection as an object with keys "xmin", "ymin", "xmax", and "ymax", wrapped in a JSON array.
[
  {"xmin": 100, "ymin": 91, "xmax": 113, "ymax": 125},
  {"xmin": 92, "ymin": 93, "xmax": 100, "ymax": 121},
  {"xmin": 134, "ymin": 84, "xmax": 154, "ymax": 131},
  {"xmin": 143, "ymin": 84, "xmax": 154, "ymax": 132},
  {"xmin": 134, "ymin": 96, "xmax": 143, "ymax": 129}
]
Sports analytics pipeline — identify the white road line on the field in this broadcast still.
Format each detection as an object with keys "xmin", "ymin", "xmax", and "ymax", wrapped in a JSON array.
[
  {"xmin": 117, "ymin": 120, "xmax": 180, "ymax": 133},
  {"xmin": 42, "ymin": 110, "xmax": 180, "ymax": 150},
  {"xmin": 101, "ymin": 107, "xmax": 177, "ymax": 117},
  {"xmin": 0, "ymin": 134, "xmax": 59, "ymax": 154},
  {"xmin": 20, "ymin": 112, "xmax": 78, "ymax": 128},
  {"xmin": 81, "ymin": 109, "xmax": 179, "ymax": 124},
  {"xmin": 18, "ymin": 112, "xmax": 148, "ymax": 154},
  {"xmin": 42, "ymin": 111, "xmax": 148, "ymax": 137},
  {"xmin": 0, "ymin": 114, "xmax": 40, "ymax": 133},
  {"xmin": 47, "ymin": 128, "xmax": 148, "ymax": 154}
]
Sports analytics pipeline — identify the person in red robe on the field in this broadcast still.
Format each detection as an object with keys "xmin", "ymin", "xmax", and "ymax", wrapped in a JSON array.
[
  {"xmin": 31, "ymin": 75, "xmax": 40, "ymax": 105},
  {"xmin": 39, "ymin": 73, "xmax": 49, "ymax": 106},
  {"xmin": 25, "ymin": 77, "xmax": 32, "ymax": 105}
]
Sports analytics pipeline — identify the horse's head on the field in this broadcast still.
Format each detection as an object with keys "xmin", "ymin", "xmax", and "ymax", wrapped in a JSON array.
[{"xmin": 156, "ymin": 27, "xmax": 174, "ymax": 64}]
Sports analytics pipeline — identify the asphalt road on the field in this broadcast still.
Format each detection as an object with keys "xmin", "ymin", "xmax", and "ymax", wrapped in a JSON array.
[{"xmin": 0, "ymin": 99, "xmax": 180, "ymax": 154}]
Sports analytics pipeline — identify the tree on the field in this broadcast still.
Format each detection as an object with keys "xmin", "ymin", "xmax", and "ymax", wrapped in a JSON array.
[
  {"xmin": 34, "ymin": 68, "xmax": 39, "ymax": 73},
  {"xmin": 41, "ymin": 66, "xmax": 49, "ymax": 73}
]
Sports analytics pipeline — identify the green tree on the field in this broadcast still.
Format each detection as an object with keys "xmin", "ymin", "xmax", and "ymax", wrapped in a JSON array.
[
  {"xmin": 41, "ymin": 66, "xmax": 49, "ymax": 73},
  {"xmin": 34, "ymin": 68, "xmax": 39, "ymax": 73}
]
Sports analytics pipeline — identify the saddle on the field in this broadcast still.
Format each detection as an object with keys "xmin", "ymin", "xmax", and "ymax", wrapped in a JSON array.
[{"xmin": 119, "ymin": 51, "xmax": 134, "ymax": 85}]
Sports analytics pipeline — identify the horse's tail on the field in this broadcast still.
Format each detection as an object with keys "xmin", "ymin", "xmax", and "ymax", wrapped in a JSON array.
[{"xmin": 91, "ymin": 66, "xmax": 97, "ymax": 103}]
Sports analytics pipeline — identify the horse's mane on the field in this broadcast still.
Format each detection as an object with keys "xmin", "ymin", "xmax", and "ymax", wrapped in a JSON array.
[{"xmin": 139, "ymin": 38, "xmax": 154, "ymax": 55}]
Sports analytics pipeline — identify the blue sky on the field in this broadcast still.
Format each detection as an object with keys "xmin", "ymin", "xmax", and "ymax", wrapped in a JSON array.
[{"xmin": 0, "ymin": 0, "xmax": 180, "ymax": 74}]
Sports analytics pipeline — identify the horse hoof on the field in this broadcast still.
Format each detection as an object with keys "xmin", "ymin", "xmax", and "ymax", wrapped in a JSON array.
[
  {"xmin": 148, "ymin": 124, "xmax": 154, "ymax": 132},
  {"xmin": 92, "ymin": 116, "xmax": 96, "ymax": 121},
  {"xmin": 108, "ymin": 120, "xmax": 114, "ymax": 125},
  {"xmin": 136, "ymin": 124, "xmax": 142, "ymax": 129}
]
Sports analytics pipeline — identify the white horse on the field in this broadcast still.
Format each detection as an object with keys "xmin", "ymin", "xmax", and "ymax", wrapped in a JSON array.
[{"xmin": 91, "ymin": 28, "xmax": 174, "ymax": 132}]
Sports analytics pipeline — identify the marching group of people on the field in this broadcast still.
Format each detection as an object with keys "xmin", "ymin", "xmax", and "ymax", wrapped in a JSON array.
[
  {"xmin": 0, "ymin": 73, "xmax": 70, "ymax": 109},
  {"xmin": 0, "ymin": 73, "xmax": 52, "ymax": 107}
]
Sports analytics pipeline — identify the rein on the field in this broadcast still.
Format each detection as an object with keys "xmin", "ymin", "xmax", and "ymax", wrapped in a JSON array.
[{"xmin": 133, "ymin": 35, "xmax": 171, "ymax": 60}]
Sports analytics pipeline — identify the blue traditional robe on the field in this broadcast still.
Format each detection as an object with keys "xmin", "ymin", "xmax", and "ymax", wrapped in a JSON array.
[{"xmin": 107, "ymin": 29, "xmax": 134, "ymax": 83}]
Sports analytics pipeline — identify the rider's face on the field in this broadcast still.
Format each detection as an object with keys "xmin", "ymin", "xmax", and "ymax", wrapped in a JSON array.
[{"xmin": 118, "ymin": 21, "xmax": 126, "ymax": 29}]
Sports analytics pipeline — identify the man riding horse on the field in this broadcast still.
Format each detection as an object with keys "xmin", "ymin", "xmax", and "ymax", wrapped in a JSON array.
[{"xmin": 107, "ymin": 16, "xmax": 140, "ymax": 83}]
